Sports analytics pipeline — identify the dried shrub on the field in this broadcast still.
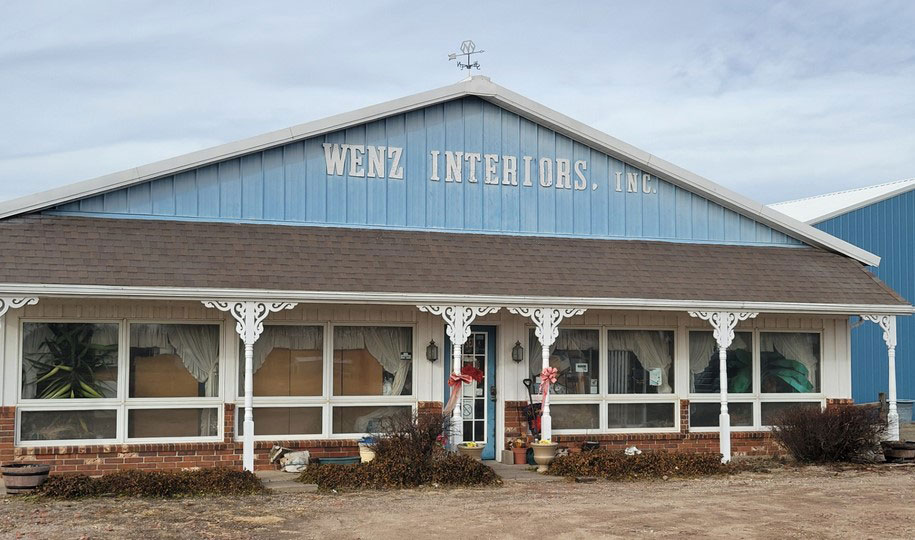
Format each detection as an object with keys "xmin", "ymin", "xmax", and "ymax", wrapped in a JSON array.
[
  {"xmin": 39, "ymin": 468, "xmax": 266, "ymax": 499},
  {"xmin": 549, "ymin": 450, "xmax": 727, "ymax": 480},
  {"xmin": 298, "ymin": 411, "xmax": 500, "ymax": 490},
  {"xmin": 769, "ymin": 404, "xmax": 884, "ymax": 463}
]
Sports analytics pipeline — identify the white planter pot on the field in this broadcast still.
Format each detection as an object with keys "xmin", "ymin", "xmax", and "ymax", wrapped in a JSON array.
[{"xmin": 531, "ymin": 442, "xmax": 559, "ymax": 472}]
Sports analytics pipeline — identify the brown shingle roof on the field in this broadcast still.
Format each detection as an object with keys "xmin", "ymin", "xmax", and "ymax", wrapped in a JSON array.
[{"xmin": 0, "ymin": 214, "xmax": 906, "ymax": 307}]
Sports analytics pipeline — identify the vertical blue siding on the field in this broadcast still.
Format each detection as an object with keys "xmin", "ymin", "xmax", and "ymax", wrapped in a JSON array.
[
  {"xmin": 48, "ymin": 96, "xmax": 803, "ymax": 247},
  {"xmin": 818, "ymin": 189, "xmax": 915, "ymax": 404}
]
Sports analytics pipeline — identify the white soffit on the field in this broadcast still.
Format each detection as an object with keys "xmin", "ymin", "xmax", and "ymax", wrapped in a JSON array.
[
  {"xmin": 771, "ymin": 178, "xmax": 915, "ymax": 224},
  {"xmin": 0, "ymin": 76, "xmax": 881, "ymax": 267}
]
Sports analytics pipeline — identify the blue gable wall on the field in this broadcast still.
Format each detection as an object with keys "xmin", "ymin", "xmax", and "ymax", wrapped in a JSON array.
[
  {"xmin": 50, "ymin": 97, "xmax": 801, "ymax": 246},
  {"xmin": 817, "ymin": 190, "xmax": 915, "ymax": 404}
]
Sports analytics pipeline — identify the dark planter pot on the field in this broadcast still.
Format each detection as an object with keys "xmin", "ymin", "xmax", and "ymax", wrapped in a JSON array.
[{"xmin": 2, "ymin": 463, "xmax": 50, "ymax": 495}]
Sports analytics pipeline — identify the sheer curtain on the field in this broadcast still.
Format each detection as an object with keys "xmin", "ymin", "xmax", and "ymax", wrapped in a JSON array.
[
  {"xmin": 607, "ymin": 330, "xmax": 674, "ymax": 393},
  {"xmin": 334, "ymin": 326, "xmax": 412, "ymax": 396},
  {"xmin": 761, "ymin": 333, "xmax": 819, "ymax": 390},
  {"xmin": 251, "ymin": 326, "xmax": 323, "ymax": 373},
  {"xmin": 130, "ymin": 324, "xmax": 220, "ymax": 396},
  {"xmin": 528, "ymin": 329, "xmax": 600, "ymax": 371}
]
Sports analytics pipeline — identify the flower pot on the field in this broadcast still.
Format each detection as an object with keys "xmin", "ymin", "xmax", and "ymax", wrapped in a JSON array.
[
  {"xmin": 512, "ymin": 447, "xmax": 527, "ymax": 465},
  {"xmin": 457, "ymin": 444, "xmax": 485, "ymax": 461},
  {"xmin": 2, "ymin": 463, "xmax": 50, "ymax": 495},
  {"xmin": 531, "ymin": 442, "xmax": 559, "ymax": 472},
  {"xmin": 358, "ymin": 443, "xmax": 376, "ymax": 463}
]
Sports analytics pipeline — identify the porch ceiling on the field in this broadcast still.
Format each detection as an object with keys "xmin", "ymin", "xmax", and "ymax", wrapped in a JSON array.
[{"xmin": 0, "ymin": 214, "xmax": 907, "ymax": 311}]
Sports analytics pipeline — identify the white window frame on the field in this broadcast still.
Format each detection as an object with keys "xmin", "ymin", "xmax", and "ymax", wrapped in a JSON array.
[
  {"xmin": 234, "ymin": 321, "xmax": 418, "ymax": 441},
  {"xmin": 687, "ymin": 329, "xmax": 826, "ymax": 432},
  {"xmin": 16, "ymin": 318, "xmax": 225, "ymax": 447},
  {"xmin": 532, "ymin": 325, "xmax": 681, "ymax": 435}
]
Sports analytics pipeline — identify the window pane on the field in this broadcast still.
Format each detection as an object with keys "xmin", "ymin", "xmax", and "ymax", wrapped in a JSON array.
[
  {"xmin": 130, "ymin": 324, "xmax": 220, "ymax": 398},
  {"xmin": 333, "ymin": 327, "xmax": 413, "ymax": 396},
  {"xmin": 607, "ymin": 403, "xmax": 676, "ymax": 429},
  {"xmin": 552, "ymin": 404, "xmax": 599, "ymax": 430},
  {"xmin": 240, "ymin": 326, "xmax": 323, "ymax": 397},
  {"xmin": 529, "ymin": 329, "xmax": 599, "ymax": 395},
  {"xmin": 128, "ymin": 408, "xmax": 218, "ymax": 438},
  {"xmin": 332, "ymin": 406, "xmax": 411, "ymax": 434},
  {"xmin": 689, "ymin": 331, "xmax": 752, "ymax": 394},
  {"xmin": 760, "ymin": 333, "xmax": 820, "ymax": 393},
  {"xmin": 607, "ymin": 330, "xmax": 675, "ymax": 394},
  {"xmin": 689, "ymin": 402, "xmax": 754, "ymax": 427},
  {"xmin": 21, "ymin": 323, "xmax": 119, "ymax": 399},
  {"xmin": 237, "ymin": 407, "xmax": 322, "ymax": 436},
  {"xmin": 761, "ymin": 402, "xmax": 821, "ymax": 425},
  {"xmin": 20, "ymin": 410, "xmax": 117, "ymax": 441}
]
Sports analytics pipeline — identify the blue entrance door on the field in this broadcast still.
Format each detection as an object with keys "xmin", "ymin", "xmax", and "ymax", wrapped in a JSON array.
[{"xmin": 444, "ymin": 325, "xmax": 497, "ymax": 460}]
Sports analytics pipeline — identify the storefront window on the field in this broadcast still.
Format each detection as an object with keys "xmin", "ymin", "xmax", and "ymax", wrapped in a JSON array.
[
  {"xmin": 689, "ymin": 402, "xmax": 754, "ymax": 427},
  {"xmin": 607, "ymin": 330, "xmax": 674, "ymax": 394},
  {"xmin": 332, "ymin": 405, "xmax": 411, "ymax": 434},
  {"xmin": 19, "ymin": 409, "xmax": 117, "ymax": 442},
  {"xmin": 241, "ymin": 325, "xmax": 323, "ymax": 397},
  {"xmin": 130, "ymin": 324, "xmax": 220, "ymax": 398},
  {"xmin": 761, "ymin": 402, "xmax": 821, "ymax": 425},
  {"xmin": 127, "ymin": 408, "xmax": 219, "ymax": 439},
  {"xmin": 760, "ymin": 333, "xmax": 820, "ymax": 393},
  {"xmin": 529, "ymin": 329, "xmax": 599, "ymax": 395},
  {"xmin": 238, "ymin": 407, "xmax": 322, "ymax": 437},
  {"xmin": 333, "ymin": 326, "xmax": 413, "ymax": 396},
  {"xmin": 21, "ymin": 323, "xmax": 119, "ymax": 400},
  {"xmin": 551, "ymin": 404, "xmax": 599, "ymax": 430},
  {"xmin": 689, "ymin": 331, "xmax": 753, "ymax": 393}
]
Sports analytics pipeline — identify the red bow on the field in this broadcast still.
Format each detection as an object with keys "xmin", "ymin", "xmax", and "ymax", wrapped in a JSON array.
[
  {"xmin": 448, "ymin": 372, "xmax": 473, "ymax": 387},
  {"xmin": 540, "ymin": 367, "xmax": 559, "ymax": 404}
]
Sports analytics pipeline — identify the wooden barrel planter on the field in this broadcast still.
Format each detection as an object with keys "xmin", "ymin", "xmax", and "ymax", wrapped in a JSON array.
[
  {"xmin": 881, "ymin": 441, "xmax": 915, "ymax": 463},
  {"xmin": 2, "ymin": 464, "xmax": 51, "ymax": 495}
]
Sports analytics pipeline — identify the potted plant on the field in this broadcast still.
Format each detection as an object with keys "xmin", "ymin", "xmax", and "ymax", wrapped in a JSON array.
[
  {"xmin": 531, "ymin": 439, "xmax": 559, "ymax": 472},
  {"xmin": 26, "ymin": 324, "xmax": 117, "ymax": 399},
  {"xmin": 511, "ymin": 439, "xmax": 527, "ymax": 464},
  {"xmin": 457, "ymin": 441, "xmax": 485, "ymax": 461},
  {"xmin": 881, "ymin": 441, "xmax": 915, "ymax": 462}
]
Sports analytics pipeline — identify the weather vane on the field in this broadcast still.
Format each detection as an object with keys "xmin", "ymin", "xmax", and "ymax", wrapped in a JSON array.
[{"xmin": 448, "ymin": 40, "xmax": 484, "ymax": 71}]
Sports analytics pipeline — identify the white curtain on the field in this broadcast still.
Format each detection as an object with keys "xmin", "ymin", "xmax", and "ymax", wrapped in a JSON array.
[
  {"xmin": 761, "ymin": 333, "xmax": 819, "ymax": 390},
  {"xmin": 21, "ymin": 323, "xmax": 120, "ymax": 399},
  {"xmin": 251, "ymin": 325, "xmax": 323, "ymax": 373},
  {"xmin": 334, "ymin": 326, "xmax": 412, "ymax": 396},
  {"xmin": 131, "ymin": 324, "xmax": 220, "ymax": 396},
  {"xmin": 528, "ymin": 328, "xmax": 600, "ymax": 369},
  {"xmin": 688, "ymin": 331, "xmax": 750, "ymax": 392},
  {"xmin": 607, "ymin": 330, "xmax": 674, "ymax": 393}
]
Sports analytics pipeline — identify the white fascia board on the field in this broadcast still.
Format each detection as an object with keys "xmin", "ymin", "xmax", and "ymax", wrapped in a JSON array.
[
  {"xmin": 0, "ymin": 283, "xmax": 910, "ymax": 316},
  {"xmin": 803, "ymin": 181, "xmax": 915, "ymax": 225},
  {"xmin": 0, "ymin": 76, "xmax": 880, "ymax": 266}
]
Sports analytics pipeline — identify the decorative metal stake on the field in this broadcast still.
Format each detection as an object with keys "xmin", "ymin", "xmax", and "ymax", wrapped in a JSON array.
[{"xmin": 448, "ymin": 40, "xmax": 485, "ymax": 71}]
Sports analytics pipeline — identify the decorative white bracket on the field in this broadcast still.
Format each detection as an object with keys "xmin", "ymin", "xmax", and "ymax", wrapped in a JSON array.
[
  {"xmin": 0, "ymin": 297, "xmax": 39, "ymax": 319},
  {"xmin": 508, "ymin": 307, "xmax": 587, "ymax": 442},
  {"xmin": 202, "ymin": 300, "xmax": 297, "ymax": 471},
  {"xmin": 688, "ymin": 311, "xmax": 758, "ymax": 463},
  {"xmin": 418, "ymin": 305, "xmax": 500, "ymax": 448},
  {"xmin": 861, "ymin": 314, "xmax": 899, "ymax": 441}
]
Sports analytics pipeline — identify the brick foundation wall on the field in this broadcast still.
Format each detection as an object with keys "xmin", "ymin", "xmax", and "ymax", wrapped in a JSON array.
[{"xmin": 1, "ymin": 402, "xmax": 441, "ymax": 475}]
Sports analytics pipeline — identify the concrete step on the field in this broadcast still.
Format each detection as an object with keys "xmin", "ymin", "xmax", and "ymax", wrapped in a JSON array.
[{"xmin": 256, "ymin": 470, "xmax": 318, "ymax": 493}]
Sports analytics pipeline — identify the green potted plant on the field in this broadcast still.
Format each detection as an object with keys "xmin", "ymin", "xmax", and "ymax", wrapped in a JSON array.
[{"xmin": 26, "ymin": 324, "xmax": 117, "ymax": 399}]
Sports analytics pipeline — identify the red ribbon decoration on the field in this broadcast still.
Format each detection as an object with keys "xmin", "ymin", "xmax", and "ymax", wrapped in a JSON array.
[
  {"xmin": 443, "ymin": 365, "xmax": 485, "ymax": 415},
  {"xmin": 540, "ymin": 366, "xmax": 559, "ymax": 405}
]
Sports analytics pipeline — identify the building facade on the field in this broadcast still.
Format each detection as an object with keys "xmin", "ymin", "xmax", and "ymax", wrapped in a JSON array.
[
  {"xmin": 0, "ymin": 77, "xmax": 908, "ymax": 474},
  {"xmin": 774, "ymin": 179, "xmax": 915, "ymax": 410}
]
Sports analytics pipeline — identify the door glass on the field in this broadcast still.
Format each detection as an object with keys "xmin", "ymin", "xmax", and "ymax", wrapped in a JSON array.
[{"xmin": 461, "ymin": 332, "xmax": 487, "ymax": 444}]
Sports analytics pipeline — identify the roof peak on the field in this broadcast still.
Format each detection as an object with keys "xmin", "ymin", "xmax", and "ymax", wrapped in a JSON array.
[{"xmin": 771, "ymin": 177, "xmax": 915, "ymax": 224}]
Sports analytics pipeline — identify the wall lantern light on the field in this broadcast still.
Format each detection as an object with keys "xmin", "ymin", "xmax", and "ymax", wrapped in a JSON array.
[
  {"xmin": 426, "ymin": 340, "xmax": 439, "ymax": 362},
  {"xmin": 511, "ymin": 341, "xmax": 524, "ymax": 363}
]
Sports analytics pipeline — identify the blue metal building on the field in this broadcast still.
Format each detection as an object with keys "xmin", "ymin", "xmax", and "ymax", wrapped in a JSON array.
[{"xmin": 773, "ymin": 179, "xmax": 915, "ymax": 408}]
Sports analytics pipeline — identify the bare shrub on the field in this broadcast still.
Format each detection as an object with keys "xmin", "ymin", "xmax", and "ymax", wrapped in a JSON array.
[{"xmin": 769, "ymin": 404, "xmax": 884, "ymax": 463}]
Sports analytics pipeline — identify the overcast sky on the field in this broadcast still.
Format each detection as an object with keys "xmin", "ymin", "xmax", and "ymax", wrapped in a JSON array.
[{"xmin": 1, "ymin": 1, "xmax": 913, "ymax": 205}]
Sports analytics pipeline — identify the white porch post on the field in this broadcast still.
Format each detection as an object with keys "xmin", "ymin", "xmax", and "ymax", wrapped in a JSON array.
[
  {"xmin": 508, "ymin": 307, "xmax": 586, "ymax": 442},
  {"xmin": 861, "ymin": 315, "xmax": 899, "ymax": 441},
  {"xmin": 202, "ymin": 301, "xmax": 297, "ymax": 471},
  {"xmin": 689, "ymin": 311, "xmax": 758, "ymax": 463},
  {"xmin": 418, "ymin": 305, "xmax": 500, "ymax": 448}
]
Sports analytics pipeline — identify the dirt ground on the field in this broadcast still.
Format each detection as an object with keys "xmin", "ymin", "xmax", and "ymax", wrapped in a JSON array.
[{"xmin": 1, "ymin": 465, "xmax": 914, "ymax": 540}]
